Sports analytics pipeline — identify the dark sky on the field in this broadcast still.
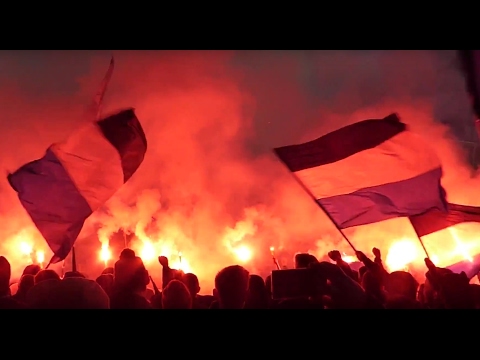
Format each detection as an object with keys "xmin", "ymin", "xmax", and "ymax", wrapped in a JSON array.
[{"xmin": 0, "ymin": 50, "xmax": 474, "ymax": 145}]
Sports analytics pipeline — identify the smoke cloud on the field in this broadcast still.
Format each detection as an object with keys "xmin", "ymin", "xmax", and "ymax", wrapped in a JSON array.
[{"xmin": 0, "ymin": 50, "xmax": 478, "ymax": 291}]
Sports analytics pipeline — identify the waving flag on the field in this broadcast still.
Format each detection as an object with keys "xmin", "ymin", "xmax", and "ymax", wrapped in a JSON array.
[
  {"xmin": 409, "ymin": 202, "xmax": 480, "ymax": 237},
  {"xmin": 446, "ymin": 253, "xmax": 480, "ymax": 279},
  {"xmin": 274, "ymin": 113, "xmax": 447, "ymax": 229},
  {"xmin": 8, "ymin": 108, "xmax": 147, "ymax": 264}
]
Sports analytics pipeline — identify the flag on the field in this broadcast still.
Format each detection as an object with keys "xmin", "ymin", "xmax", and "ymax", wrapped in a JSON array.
[
  {"xmin": 273, "ymin": 113, "xmax": 447, "ymax": 229},
  {"xmin": 409, "ymin": 202, "xmax": 480, "ymax": 237},
  {"xmin": 446, "ymin": 252, "xmax": 480, "ymax": 279},
  {"xmin": 7, "ymin": 108, "xmax": 147, "ymax": 264}
]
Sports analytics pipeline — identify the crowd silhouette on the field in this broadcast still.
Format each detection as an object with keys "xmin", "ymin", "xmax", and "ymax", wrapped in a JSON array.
[{"xmin": 0, "ymin": 246, "xmax": 477, "ymax": 309}]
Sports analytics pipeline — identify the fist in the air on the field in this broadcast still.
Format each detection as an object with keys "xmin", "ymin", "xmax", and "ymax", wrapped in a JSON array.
[
  {"xmin": 372, "ymin": 248, "xmax": 381, "ymax": 258},
  {"xmin": 328, "ymin": 250, "xmax": 342, "ymax": 262},
  {"xmin": 158, "ymin": 256, "xmax": 169, "ymax": 267}
]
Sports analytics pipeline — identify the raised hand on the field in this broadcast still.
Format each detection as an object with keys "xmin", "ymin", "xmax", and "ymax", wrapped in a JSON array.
[
  {"xmin": 356, "ymin": 251, "xmax": 368, "ymax": 263},
  {"xmin": 328, "ymin": 250, "xmax": 342, "ymax": 262},
  {"xmin": 424, "ymin": 257, "xmax": 435, "ymax": 271},
  {"xmin": 158, "ymin": 256, "xmax": 169, "ymax": 267}
]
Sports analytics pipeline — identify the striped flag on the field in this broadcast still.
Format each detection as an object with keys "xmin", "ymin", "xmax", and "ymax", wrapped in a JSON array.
[
  {"xmin": 8, "ymin": 108, "xmax": 147, "ymax": 264},
  {"xmin": 446, "ymin": 253, "xmax": 480, "ymax": 279},
  {"xmin": 274, "ymin": 113, "xmax": 447, "ymax": 229},
  {"xmin": 409, "ymin": 202, "xmax": 480, "ymax": 237}
]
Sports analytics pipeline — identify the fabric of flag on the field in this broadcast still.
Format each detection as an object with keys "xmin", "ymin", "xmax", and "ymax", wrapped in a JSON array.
[
  {"xmin": 7, "ymin": 108, "xmax": 147, "ymax": 264},
  {"xmin": 409, "ymin": 202, "xmax": 480, "ymax": 237},
  {"xmin": 446, "ymin": 253, "xmax": 480, "ymax": 279},
  {"xmin": 273, "ymin": 113, "xmax": 447, "ymax": 229}
]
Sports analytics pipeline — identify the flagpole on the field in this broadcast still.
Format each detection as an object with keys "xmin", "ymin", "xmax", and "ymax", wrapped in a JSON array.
[
  {"xmin": 411, "ymin": 224, "xmax": 430, "ymax": 259},
  {"xmin": 92, "ymin": 55, "xmax": 115, "ymax": 121},
  {"xmin": 284, "ymin": 167, "xmax": 357, "ymax": 253},
  {"xmin": 71, "ymin": 246, "xmax": 77, "ymax": 272}
]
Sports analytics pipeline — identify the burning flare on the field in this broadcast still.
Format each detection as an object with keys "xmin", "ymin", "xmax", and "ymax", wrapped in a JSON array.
[
  {"xmin": 100, "ymin": 242, "xmax": 111, "ymax": 268},
  {"xmin": 233, "ymin": 245, "xmax": 252, "ymax": 263},
  {"xmin": 341, "ymin": 253, "xmax": 355, "ymax": 263},
  {"xmin": 171, "ymin": 252, "xmax": 192, "ymax": 273},
  {"xmin": 449, "ymin": 228, "xmax": 473, "ymax": 262},
  {"xmin": 19, "ymin": 242, "xmax": 33, "ymax": 257},
  {"xmin": 36, "ymin": 250, "xmax": 45, "ymax": 268},
  {"xmin": 140, "ymin": 241, "xmax": 156, "ymax": 262}
]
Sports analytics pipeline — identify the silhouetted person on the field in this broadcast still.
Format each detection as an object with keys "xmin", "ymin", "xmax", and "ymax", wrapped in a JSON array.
[
  {"xmin": 361, "ymin": 270, "xmax": 385, "ymax": 308},
  {"xmin": 22, "ymin": 264, "xmax": 41, "ymax": 276},
  {"xmin": 34, "ymin": 270, "xmax": 60, "ymax": 285},
  {"xmin": 120, "ymin": 248, "xmax": 136, "ymax": 259},
  {"xmin": 385, "ymin": 271, "xmax": 418, "ymax": 301},
  {"xmin": 328, "ymin": 250, "xmax": 356, "ymax": 280},
  {"xmin": 0, "ymin": 256, "xmax": 24, "ymax": 309},
  {"xmin": 64, "ymin": 271, "xmax": 85, "ymax": 279},
  {"xmin": 0, "ymin": 256, "xmax": 25, "ymax": 308},
  {"xmin": 162, "ymin": 280, "xmax": 192, "ymax": 309},
  {"xmin": 264, "ymin": 274, "xmax": 278, "ymax": 308},
  {"xmin": 385, "ymin": 295, "xmax": 422, "ymax": 309},
  {"xmin": 245, "ymin": 275, "xmax": 269, "ymax": 309},
  {"xmin": 159, "ymin": 256, "xmax": 183, "ymax": 289},
  {"xmin": 309, "ymin": 261, "xmax": 367, "ymax": 309},
  {"xmin": 277, "ymin": 298, "xmax": 318, "ymax": 309},
  {"xmin": 438, "ymin": 272, "xmax": 474, "ymax": 309},
  {"xmin": 294, "ymin": 253, "xmax": 318, "ymax": 269},
  {"xmin": 111, "ymin": 253, "xmax": 151, "ymax": 309},
  {"xmin": 96, "ymin": 274, "xmax": 114, "ymax": 297},
  {"xmin": 212, "ymin": 265, "xmax": 249, "ymax": 309},
  {"xmin": 358, "ymin": 266, "xmax": 368, "ymax": 281},
  {"xmin": 102, "ymin": 267, "xmax": 114, "ymax": 275},
  {"xmin": 470, "ymin": 284, "xmax": 480, "ymax": 309},
  {"xmin": 13, "ymin": 274, "xmax": 35, "ymax": 305},
  {"xmin": 182, "ymin": 272, "xmax": 213, "ymax": 309},
  {"xmin": 27, "ymin": 278, "xmax": 109, "ymax": 309}
]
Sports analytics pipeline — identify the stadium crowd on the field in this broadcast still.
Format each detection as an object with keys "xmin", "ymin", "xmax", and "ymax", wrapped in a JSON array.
[{"xmin": 0, "ymin": 247, "xmax": 477, "ymax": 309}]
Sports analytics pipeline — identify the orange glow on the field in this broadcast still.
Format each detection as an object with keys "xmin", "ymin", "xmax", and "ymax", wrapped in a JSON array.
[
  {"xmin": 385, "ymin": 239, "xmax": 419, "ymax": 272},
  {"xmin": 35, "ymin": 250, "xmax": 45, "ymax": 267},
  {"xmin": 449, "ymin": 228, "xmax": 473, "ymax": 262},
  {"xmin": 171, "ymin": 252, "xmax": 192, "ymax": 273},
  {"xmin": 100, "ymin": 242, "xmax": 111, "ymax": 267},
  {"xmin": 4, "ymin": 52, "xmax": 480, "ymax": 294},
  {"xmin": 140, "ymin": 241, "xmax": 156, "ymax": 262},
  {"xmin": 341, "ymin": 253, "xmax": 355, "ymax": 263},
  {"xmin": 233, "ymin": 245, "xmax": 252, "ymax": 263},
  {"xmin": 19, "ymin": 242, "xmax": 33, "ymax": 256}
]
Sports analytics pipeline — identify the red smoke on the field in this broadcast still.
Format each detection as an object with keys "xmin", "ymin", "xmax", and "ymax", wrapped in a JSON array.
[{"xmin": 0, "ymin": 50, "xmax": 478, "ymax": 292}]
